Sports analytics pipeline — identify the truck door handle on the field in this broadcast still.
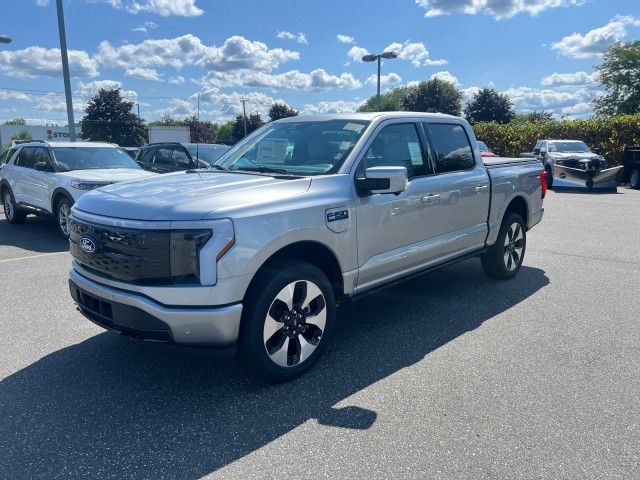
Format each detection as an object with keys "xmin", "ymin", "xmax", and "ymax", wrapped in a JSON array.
[
  {"xmin": 475, "ymin": 185, "xmax": 489, "ymax": 194},
  {"xmin": 421, "ymin": 193, "xmax": 440, "ymax": 204}
]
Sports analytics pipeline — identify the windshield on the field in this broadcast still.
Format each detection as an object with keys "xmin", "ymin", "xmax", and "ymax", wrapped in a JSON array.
[
  {"xmin": 549, "ymin": 141, "xmax": 591, "ymax": 153},
  {"xmin": 51, "ymin": 147, "xmax": 141, "ymax": 171},
  {"xmin": 215, "ymin": 119, "xmax": 370, "ymax": 176},
  {"xmin": 186, "ymin": 144, "xmax": 231, "ymax": 164}
]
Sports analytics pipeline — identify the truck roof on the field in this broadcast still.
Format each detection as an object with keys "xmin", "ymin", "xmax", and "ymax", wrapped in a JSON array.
[
  {"xmin": 275, "ymin": 112, "xmax": 462, "ymax": 123},
  {"xmin": 18, "ymin": 141, "xmax": 118, "ymax": 148}
]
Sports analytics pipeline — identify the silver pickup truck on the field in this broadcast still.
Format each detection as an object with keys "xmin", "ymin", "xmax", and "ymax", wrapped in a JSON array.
[{"xmin": 67, "ymin": 112, "xmax": 545, "ymax": 381}]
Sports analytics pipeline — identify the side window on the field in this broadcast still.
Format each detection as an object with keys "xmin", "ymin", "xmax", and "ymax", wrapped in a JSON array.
[
  {"xmin": 152, "ymin": 148, "xmax": 173, "ymax": 165},
  {"xmin": 171, "ymin": 148, "xmax": 192, "ymax": 168},
  {"xmin": 425, "ymin": 123, "xmax": 474, "ymax": 174},
  {"xmin": 15, "ymin": 147, "xmax": 37, "ymax": 169},
  {"xmin": 33, "ymin": 147, "xmax": 51, "ymax": 167},
  {"xmin": 0, "ymin": 150, "xmax": 8, "ymax": 164},
  {"xmin": 363, "ymin": 123, "xmax": 430, "ymax": 178}
]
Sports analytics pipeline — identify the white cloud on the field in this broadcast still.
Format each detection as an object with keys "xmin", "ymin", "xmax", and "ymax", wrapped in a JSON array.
[
  {"xmin": 366, "ymin": 72, "xmax": 402, "ymax": 85},
  {"xmin": 197, "ymin": 36, "xmax": 300, "ymax": 72},
  {"xmin": 126, "ymin": 67, "xmax": 163, "ymax": 81},
  {"xmin": 35, "ymin": 93, "xmax": 85, "ymax": 114},
  {"xmin": 103, "ymin": 0, "xmax": 203, "ymax": 17},
  {"xmin": 301, "ymin": 100, "xmax": 365, "ymax": 115},
  {"xmin": 276, "ymin": 31, "xmax": 308, "ymax": 44},
  {"xmin": 551, "ymin": 15, "xmax": 640, "ymax": 59},
  {"xmin": 36, "ymin": 0, "xmax": 50, "ymax": 6},
  {"xmin": 416, "ymin": 0, "xmax": 584, "ymax": 20},
  {"xmin": 347, "ymin": 46, "xmax": 369, "ymax": 62},
  {"xmin": 429, "ymin": 70, "xmax": 459, "ymax": 86},
  {"xmin": 0, "ymin": 46, "xmax": 98, "ymax": 79},
  {"xmin": 132, "ymin": 21, "xmax": 158, "ymax": 33},
  {"xmin": 337, "ymin": 34, "xmax": 355, "ymax": 44},
  {"xmin": 204, "ymin": 68, "xmax": 362, "ymax": 91},
  {"xmin": 540, "ymin": 71, "xmax": 598, "ymax": 87},
  {"xmin": 560, "ymin": 101, "xmax": 592, "ymax": 117},
  {"xmin": 385, "ymin": 41, "xmax": 447, "ymax": 67},
  {"xmin": 76, "ymin": 80, "xmax": 138, "ymax": 101},
  {"xmin": 0, "ymin": 90, "xmax": 32, "ymax": 102},
  {"xmin": 97, "ymin": 34, "xmax": 206, "ymax": 70},
  {"xmin": 168, "ymin": 75, "xmax": 185, "ymax": 85}
]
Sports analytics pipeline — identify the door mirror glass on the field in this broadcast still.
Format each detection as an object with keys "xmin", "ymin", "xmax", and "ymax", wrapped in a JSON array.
[
  {"xmin": 356, "ymin": 166, "xmax": 408, "ymax": 195},
  {"xmin": 533, "ymin": 148, "xmax": 540, "ymax": 155}
]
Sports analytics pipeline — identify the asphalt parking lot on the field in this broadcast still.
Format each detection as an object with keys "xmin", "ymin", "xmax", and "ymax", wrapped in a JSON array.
[{"xmin": 1, "ymin": 189, "xmax": 639, "ymax": 479}]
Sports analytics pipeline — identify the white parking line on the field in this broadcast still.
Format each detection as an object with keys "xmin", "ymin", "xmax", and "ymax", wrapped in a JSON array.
[{"xmin": 0, "ymin": 251, "xmax": 68, "ymax": 263}]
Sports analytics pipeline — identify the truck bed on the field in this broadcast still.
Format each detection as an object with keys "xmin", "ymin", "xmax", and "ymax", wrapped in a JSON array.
[{"xmin": 483, "ymin": 156, "xmax": 542, "ymax": 168}]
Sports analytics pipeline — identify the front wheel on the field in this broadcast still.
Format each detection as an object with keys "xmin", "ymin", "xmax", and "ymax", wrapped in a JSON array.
[
  {"xmin": 238, "ymin": 260, "xmax": 336, "ymax": 382},
  {"xmin": 545, "ymin": 166, "xmax": 553, "ymax": 189},
  {"xmin": 3, "ymin": 190, "xmax": 27, "ymax": 224},
  {"xmin": 56, "ymin": 197, "xmax": 73, "ymax": 239},
  {"xmin": 630, "ymin": 169, "xmax": 640, "ymax": 189},
  {"xmin": 482, "ymin": 212, "xmax": 526, "ymax": 280}
]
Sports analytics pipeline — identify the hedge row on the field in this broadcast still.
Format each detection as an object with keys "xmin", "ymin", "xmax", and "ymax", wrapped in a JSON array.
[{"xmin": 472, "ymin": 115, "xmax": 640, "ymax": 167}]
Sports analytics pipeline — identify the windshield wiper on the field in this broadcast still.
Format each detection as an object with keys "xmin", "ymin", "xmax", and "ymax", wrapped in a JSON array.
[
  {"xmin": 235, "ymin": 166, "xmax": 291, "ymax": 175},
  {"xmin": 209, "ymin": 164, "xmax": 228, "ymax": 171}
]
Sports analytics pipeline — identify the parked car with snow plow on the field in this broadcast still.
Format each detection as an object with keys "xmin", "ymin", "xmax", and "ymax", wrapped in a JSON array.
[{"xmin": 67, "ymin": 112, "xmax": 545, "ymax": 382}]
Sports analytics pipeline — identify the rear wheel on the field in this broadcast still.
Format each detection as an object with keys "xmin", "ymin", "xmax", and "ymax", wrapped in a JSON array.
[
  {"xmin": 630, "ymin": 169, "xmax": 640, "ymax": 189},
  {"xmin": 56, "ymin": 197, "xmax": 73, "ymax": 239},
  {"xmin": 239, "ymin": 260, "xmax": 335, "ymax": 382},
  {"xmin": 2, "ymin": 189, "xmax": 27, "ymax": 224},
  {"xmin": 482, "ymin": 212, "xmax": 526, "ymax": 280}
]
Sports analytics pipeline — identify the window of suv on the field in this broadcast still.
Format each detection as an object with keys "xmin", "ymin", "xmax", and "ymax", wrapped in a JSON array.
[
  {"xmin": 424, "ymin": 123, "xmax": 475, "ymax": 173},
  {"xmin": 15, "ymin": 147, "xmax": 37, "ymax": 169},
  {"xmin": 363, "ymin": 123, "xmax": 431, "ymax": 178},
  {"xmin": 51, "ymin": 147, "xmax": 140, "ymax": 171},
  {"xmin": 0, "ymin": 148, "xmax": 16, "ymax": 164}
]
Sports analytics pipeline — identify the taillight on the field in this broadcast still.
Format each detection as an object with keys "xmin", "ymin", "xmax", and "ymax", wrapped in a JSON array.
[{"xmin": 540, "ymin": 170, "xmax": 547, "ymax": 199}]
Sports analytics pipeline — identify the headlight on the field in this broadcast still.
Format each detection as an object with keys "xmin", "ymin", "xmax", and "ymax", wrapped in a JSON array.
[
  {"xmin": 169, "ymin": 219, "xmax": 235, "ymax": 286},
  {"xmin": 71, "ymin": 181, "xmax": 107, "ymax": 190}
]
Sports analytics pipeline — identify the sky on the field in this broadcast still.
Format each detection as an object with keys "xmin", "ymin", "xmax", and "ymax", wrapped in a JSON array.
[{"xmin": 0, "ymin": 0, "xmax": 639, "ymax": 125}]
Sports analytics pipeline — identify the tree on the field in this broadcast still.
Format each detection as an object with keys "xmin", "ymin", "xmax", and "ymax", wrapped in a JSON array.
[
  {"xmin": 10, "ymin": 130, "xmax": 32, "ymax": 141},
  {"xmin": 81, "ymin": 88, "xmax": 146, "ymax": 146},
  {"xmin": 4, "ymin": 118, "xmax": 27, "ymax": 125},
  {"xmin": 400, "ymin": 78, "xmax": 462, "ymax": 116},
  {"xmin": 232, "ymin": 113, "xmax": 264, "ymax": 143},
  {"xmin": 358, "ymin": 86, "xmax": 414, "ymax": 112},
  {"xmin": 512, "ymin": 111, "xmax": 554, "ymax": 123},
  {"xmin": 268, "ymin": 103, "xmax": 298, "ymax": 121},
  {"xmin": 216, "ymin": 121, "xmax": 235, "ymax": 145},
  {"xmin": 593, "ymin": 41, "xmax": 640, "ymax": 116},
  {"xmin": 464, "ymin": 88, "xmax": 515, "ymax": 124},
  {"xmin": 149, "ymin": 115, "xmax": 218, "ymax": 143}
]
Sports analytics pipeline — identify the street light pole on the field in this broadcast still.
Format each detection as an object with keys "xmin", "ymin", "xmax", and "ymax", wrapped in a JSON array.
[
  {"xmin": 56, "ymin": 0, "xmax": 76, "ymax": 142},
  {"xmin": 362, "ymin": 51, "xmax": 398, "ymax": 111}
]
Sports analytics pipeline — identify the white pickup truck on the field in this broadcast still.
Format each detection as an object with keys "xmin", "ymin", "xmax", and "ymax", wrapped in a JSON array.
[{"xmin": 67, "ymin": 112, "xmax": 545, "ymax": 381}]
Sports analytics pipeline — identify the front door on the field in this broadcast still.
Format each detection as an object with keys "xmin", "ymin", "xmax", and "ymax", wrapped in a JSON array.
[{"xmin": 355, "ymin": 121, "xmax": 443, "ymax": 291}]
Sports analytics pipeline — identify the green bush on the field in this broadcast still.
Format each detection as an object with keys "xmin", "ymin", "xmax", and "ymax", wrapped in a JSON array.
[{"xmin": 472, "ymin": 115, "xmax": 640, "ymax": 167}]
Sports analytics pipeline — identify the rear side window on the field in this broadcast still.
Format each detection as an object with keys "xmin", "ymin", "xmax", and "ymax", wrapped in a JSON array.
[
  {"xmin": 15, "ymin": 147, "xmax": 37, "ymax": 169},
  {"xmin": 151, "ymin": 148, "xmax": 173, "ymax": 165},
  {"xmin": 0, "ymin": 148, "xmax": 15, "ymax": 164},
  {"xmin": 425, "ymin": 123, "xmax": 475, "ymax": 173},
  {"xmin": 171, "ymin": 148, "xmax": 192, "ymax": 167}
]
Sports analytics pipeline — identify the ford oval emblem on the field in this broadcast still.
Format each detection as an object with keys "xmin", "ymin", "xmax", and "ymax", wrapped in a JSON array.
[{"xmin": 80, "ymin": 236, "xmax": 97, "ymax": 254}]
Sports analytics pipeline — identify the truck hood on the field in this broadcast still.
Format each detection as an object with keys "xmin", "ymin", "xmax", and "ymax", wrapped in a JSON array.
[
  {"xmin": 549, "ymin": 152, "xmax": 601, "ymax": 160},
  {"xmin": 56, "ymin": 169, "xmax": 157, "ymax": 182},
  {"xmin": 73, "ymin": 171, "xmax": 312, "ymax": 221}
]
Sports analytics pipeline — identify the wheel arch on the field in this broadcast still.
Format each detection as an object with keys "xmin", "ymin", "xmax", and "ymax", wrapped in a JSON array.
[
  {"xmin": 0, "ymin": 178, "xmax": 11, "ymax": 196},
  {"xmin": 51, "ymin": 187, "xmax": 74, "ymax": 214},
  {"xmin": 244, "ymin": 240, "xmax": 345, "ymax": 304},
  {"xmin": 504, "ymin": 195, "xmax": 529, "ymax": 229}
]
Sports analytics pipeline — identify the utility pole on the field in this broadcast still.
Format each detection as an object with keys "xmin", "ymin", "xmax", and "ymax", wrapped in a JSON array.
[
  {"xmin": 362, "ymin": 51, "xmax": 398, "ymax": 112},
  {"xmin": 136, "ymin": 103, "xmax": 140, "ymax": 117},
  {"xmin": 56, "ymin": 0, "xmax": 76, "ymax": 142},
  {"xmin": 197, "ymin": 92, "xmax": 200, "ymax": 122},
  {"xmin": 241, "ymin": 99, "xmax": 248, "ymax": 138},
  {"xmin": 376, "ymin": 56, "xmax": 381, "ymax": 111}
]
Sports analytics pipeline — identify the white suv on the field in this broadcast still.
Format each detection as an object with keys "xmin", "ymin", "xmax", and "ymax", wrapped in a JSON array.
[{"xmin": 0, "ymin": 141, "xmax": 156, "ymax": 237}]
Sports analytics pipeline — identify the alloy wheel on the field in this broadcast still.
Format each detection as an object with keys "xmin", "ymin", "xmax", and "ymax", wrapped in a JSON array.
[
  {"xmin": 3, "ymin": 193, "xmax": 14, "ymax": 220},
  {"xmin": 263, "ymin": 280, "xmax": 327, "ymax": 367},
  {"xmin": 58, "ymin": 202, "xmax": 70, "ymax": 236},
  {"xmin": 503, "ymin": 222, "xmax": 524, "ymax": 271}
]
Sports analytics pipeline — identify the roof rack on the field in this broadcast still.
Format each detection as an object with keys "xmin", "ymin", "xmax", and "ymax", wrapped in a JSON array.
[
  {"xmin": 145, "ymin": 142, "xmax": 184, "ymax": 146},
  {"xmin": 11, "ymin": 139, "xmax": 48, "ymax": 145}
]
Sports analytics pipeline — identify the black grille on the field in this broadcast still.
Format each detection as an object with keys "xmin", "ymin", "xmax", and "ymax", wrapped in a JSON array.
[{"xmin": 69, "ymin": 216, "xmax": 171, "ymax": 284}]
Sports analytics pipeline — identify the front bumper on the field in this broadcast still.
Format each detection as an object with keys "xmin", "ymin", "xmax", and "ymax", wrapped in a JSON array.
[{"xmin": 69, "ymin": 268, "xmax": 242, "ymax": 349}]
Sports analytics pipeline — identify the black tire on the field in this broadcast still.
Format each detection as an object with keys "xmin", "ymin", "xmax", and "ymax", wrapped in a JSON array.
[
  {"xmin": 238, "ymin": 260, "xmax": 336, "ymax": 383},
  {"xmin": 545, "ymin": 166, "xmax": 553, "ymax": 189},
  {"xmin": 55, "ymin": 196, "xmax": 73, "ymax": 239},
  {"xmin": 630, "ymin": 169, "xmax": 640, "ymax": 189},
  {"xmin": 2, "ymin": 188, "xmax": 27, "ymax": 224},
  {"xmin": 482, "ymin": 212, "xmax": 526, "ymax": 280}
]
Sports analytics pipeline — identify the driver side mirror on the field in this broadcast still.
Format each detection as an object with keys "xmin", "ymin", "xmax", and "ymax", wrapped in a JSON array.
[
  {"xmin": 34, "ymin": 161, "xmax": 52, "ymax": 172},
  {"xmin": 356, "ymin": 166, "xmax": 408, "ymax": 196},
  {"xmin": 533, "ymin": 148, "xmax": 540, "ymax": 155}
]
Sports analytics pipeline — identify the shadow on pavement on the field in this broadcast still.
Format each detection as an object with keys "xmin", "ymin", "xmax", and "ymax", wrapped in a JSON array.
[
  {"xmin": 0, "ymin": 260, "xmax": 549, "ymax": 478},
  {"xmin": 0, "ymin": 214, "xmax": 68, "ymax": 253}
]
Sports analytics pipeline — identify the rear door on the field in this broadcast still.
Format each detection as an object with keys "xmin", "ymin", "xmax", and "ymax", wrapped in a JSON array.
[
  {"xmin": 11, "ymin": 147, "xmax": 37, "ymax": 205},
  {"xmin": 29, "ymin": 147, "xmax": 57, "ymax": 211},
  {"xmin": 423, "ymin": 122, "xmax": 490, "ymax": 256}
]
